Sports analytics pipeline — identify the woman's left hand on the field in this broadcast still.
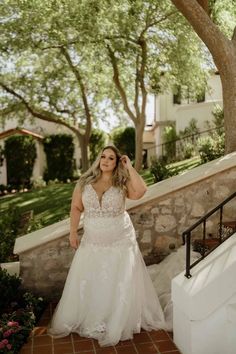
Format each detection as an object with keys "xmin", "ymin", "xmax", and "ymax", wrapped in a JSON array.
[{"xmin": 120, "ymin": 155, "xmax": 132, "ymax": 170}]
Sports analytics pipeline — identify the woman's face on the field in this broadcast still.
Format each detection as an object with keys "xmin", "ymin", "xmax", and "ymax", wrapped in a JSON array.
[{"xmin": 99, "ymin": 148, "xmax": 117, "ymax": 173}]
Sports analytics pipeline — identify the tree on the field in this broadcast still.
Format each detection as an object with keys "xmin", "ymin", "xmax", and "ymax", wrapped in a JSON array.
[
  {"xmin": 171, "ymin": 0, "xmax": 236, "ymax": 154},
  {"xmin": 0, "ymin": 1, "xmax": 108, "ymax": 171},
  {"xmin": 96, "ymin": 0, "xmax": 208, "ymax": 170},
  {"xmin": 0, "ymin": 0, "xmax": 209, "ymax": 172}
]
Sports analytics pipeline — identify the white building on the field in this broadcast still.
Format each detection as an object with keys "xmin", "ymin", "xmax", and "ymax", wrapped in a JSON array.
[
  {"xmin": 143, "ymin": 72, "xmax": 223, "ymax": 160},
  {"xmin": 0, "ymin": 119, "xmax": 81, "ymax": 185}
]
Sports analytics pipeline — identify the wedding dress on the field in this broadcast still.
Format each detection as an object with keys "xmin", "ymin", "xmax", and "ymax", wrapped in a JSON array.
[{"xmin": 47, "ymin": 184, "xmax": 167, "ymax": 346}]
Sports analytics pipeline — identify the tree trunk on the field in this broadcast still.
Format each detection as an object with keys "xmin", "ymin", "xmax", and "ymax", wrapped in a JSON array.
[
  {"xmin": 221, "ymin": 57, "xmax": 236, "ymax": 153},
  {"xmin": 76, "ymin": 133, "xmax": 89, "ymax": 172},
  {"xmin": 134, "ymin": 119, "xmax": 145, "ymax": 171}
]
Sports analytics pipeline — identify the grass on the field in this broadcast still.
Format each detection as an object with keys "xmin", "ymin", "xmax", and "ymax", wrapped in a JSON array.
[
  {"xmin": 167, "ymin": 156, "xmax": 201, "ymax": 174},
  {"xmin": 0, "ymin": 182, "xmax": 75, "ymax": 229},
  {"xmin": 140, "ymin": 169, "xmax": 155, "ymax": 186},
  {"xmin": 0, "ymin": 156, "xmax": 202, "ymax": 233}
]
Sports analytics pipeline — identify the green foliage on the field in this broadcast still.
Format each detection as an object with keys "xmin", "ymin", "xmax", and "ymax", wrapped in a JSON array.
[
  {"xmin": 178, "ymin": 118, "xmax": 200, "ymax": 160},
  {"xmin": 4, "ymin": 136, "xmax": 37, "ymax": 188},
  {"xmin": 0, "ymin": 310, "xmax": 35, "ymax": 353},
  {"xmin": 209, "ymin": 0, "xmax": 236, "ymax": 38},
  {"xmin": 179, "ymin": 118, "xmax": 199, "ymax": 137},
  {"xmin": 111, "ymin": 126, "xmax": 135, "ymax": 160},
  {"xmin": 198, "ymin": 105, "xmax": 225, "ymax": 163},
  {"xmin": 163, "ymin": 125, "xmax": 179, "ymax": 162},
  {"xmin": 89, "ymin": 129, "xmax": 107, "ymax": 163},
  {"xmin": 43, "ymin": 134, "xmax": 74, "ymax": 182},
  {"xmin": 0, "ymin": 207, "xmax": 21, "ymax": 263},
  {"xmin": 0, "ymin": 269, "xmax": 21, "ymax": 313},
  {"xmin": 198, "ymin": 134, "xmax": 225, "ymax": 163},
  {"xmin": 212, "ymin": 105, "xmax": 224, "ymax": 135},
  {"xmin": 0, "ymin": 0, "xmax": 208, "ymax": 138},
  {"xmin": 150, "ymin": 156, "xmax": 173, "ymax": 183},
  {"xmin": 0, "ymin": 268, "xmax": 46, "ymax": 353}
]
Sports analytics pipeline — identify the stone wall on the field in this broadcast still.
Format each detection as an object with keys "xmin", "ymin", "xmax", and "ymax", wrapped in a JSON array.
[
  {"xmin": 131, "ymin": 167, "xmax": 236, "ymax": 264},
  {"xmin": 19, "ymin": 167, "xmax": 236, "ymax": 299},
  {"xmin": 19, "ymin": 228, "xmax": 84, "ymax": 299}
]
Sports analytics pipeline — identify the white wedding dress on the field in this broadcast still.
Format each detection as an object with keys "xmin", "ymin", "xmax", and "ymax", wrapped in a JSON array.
[{"xmin": 47, "ymin": 184, "xmax": 167, "ymax": 346}]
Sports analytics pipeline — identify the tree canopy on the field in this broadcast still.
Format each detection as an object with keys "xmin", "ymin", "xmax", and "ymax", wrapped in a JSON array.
[{"xmin": 1, "ymin": 0, "xmax": 211, "ymax": 170}]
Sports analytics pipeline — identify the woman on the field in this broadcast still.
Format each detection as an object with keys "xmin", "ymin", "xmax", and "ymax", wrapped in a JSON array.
[{"xmin": 48, "ymin": 145, "xmax": 166, "ymax": 346}]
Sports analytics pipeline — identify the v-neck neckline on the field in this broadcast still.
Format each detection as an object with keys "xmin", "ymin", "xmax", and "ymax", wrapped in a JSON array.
[{"xmin": 89, "ymin": 184, "xmax": 113, "ymax": 207}]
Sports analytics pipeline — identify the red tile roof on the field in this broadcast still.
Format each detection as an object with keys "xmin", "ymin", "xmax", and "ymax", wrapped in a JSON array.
[{"xmin": 0, "ymin": 128, "xmax": 44, "ymax": 140}]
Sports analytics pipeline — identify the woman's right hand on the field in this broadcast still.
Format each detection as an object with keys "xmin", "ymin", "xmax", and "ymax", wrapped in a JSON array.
[{"xmin": 69, "ymin": 234, "xmax": 80, "ymax": 249}]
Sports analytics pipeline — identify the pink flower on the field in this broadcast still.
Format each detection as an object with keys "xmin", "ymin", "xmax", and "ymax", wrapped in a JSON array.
[
  {"xmin": 7, "ymin": 321, "xmax": 19, "ymax": 327},
  {"xmin": 0, "ymin": 342, "xmax": 5, "ymax": 349},
  {"xmin": 3, "ymin": 329, "xmax": 13, "ymax": 337},
  {"xmin": 2, "ymin": 339, "xmax": 9, "ymax": 344},
  {"xmin": 7, "ymin": 344, "xmax": 12, "ymax": 349}
]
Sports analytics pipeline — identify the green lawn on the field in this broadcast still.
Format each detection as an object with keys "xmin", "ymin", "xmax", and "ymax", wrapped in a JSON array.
[
  {"xmin": 167, "ymin": 156, "xmax": 201, "ymax": 174},
  {"xmin": 0, "ymin": 156, "xmax": 201, "ymax": 233},
  {"xmin": 0, "ymin": 183, "xmax": 76, "ymax": 229}
]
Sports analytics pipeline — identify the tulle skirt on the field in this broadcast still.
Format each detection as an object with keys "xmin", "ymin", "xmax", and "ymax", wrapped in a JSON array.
[{"xmin": 47, "ymin": 212, "xmax": 166, "ymax": 346}]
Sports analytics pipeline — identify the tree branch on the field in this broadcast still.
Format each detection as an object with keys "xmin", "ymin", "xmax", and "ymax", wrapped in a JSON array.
[
  {"xmin": 196, "ymin": 0, "xmax": 209, "ymax": 14},
  {"xmin": 60, "ymin": 47, "xmax": 92, "ymax": 138},
  {"xmin": 137, "ymin": 38, "xmax": 148, "ymax": 121},
  {"xmin": 134, "ymin": 54, "xmax": 140, "ymax": 117},
  {"xmin": 0, "ymin": 82, "xmax": 83, "ymax": 137},
  {"xmin": 107, "ymin": 45, "xmax": 137, "ymax": 124}
]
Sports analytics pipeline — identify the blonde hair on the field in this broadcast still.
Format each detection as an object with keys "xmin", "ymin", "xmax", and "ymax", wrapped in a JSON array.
[{"xmin": 78, "ymin": 145, "xmax": 129, "ymax": 191}]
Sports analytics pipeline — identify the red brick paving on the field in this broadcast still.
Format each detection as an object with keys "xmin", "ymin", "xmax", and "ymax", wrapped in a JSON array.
[{"xmin": 19, "ymin": 304, "xmax": 182, "ymax": 354}]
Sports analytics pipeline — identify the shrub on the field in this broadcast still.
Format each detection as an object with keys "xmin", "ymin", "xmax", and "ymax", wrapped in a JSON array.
[
  {"xmin": 212, "ymin": 105, "xmax": 224, "ymax": 135},
  {"xmin": 89, "ymin": 129, "xmax": 107, "ymax": 163},
  {"xmin": 198, "ymin": 133, "xmax": 225, "ymax": 163},
  {"xmin": 43, "ymin": 134, "xmax": 74, "ymax": 182},
  {"xmin": 150, "ymin": 156, "xmax": 173, "ymax": 182},
  {"xmin": 162, "ymin": 125, "xmax": 179, "ymax": 162},
  {"xmin": 0, "ymin": 269, "xmax": 21, "ymax": 313},
  {"xmin": 0, "ymin": 207, "xmax": 21, "ymax": 263},
  {"xmin": 0, "ymin": 310, "xmax": 34, "ymax": 353},
  {"xmin": 0, "ymin": 269, "xmax": 46, "ymax": 353},
  {"xmin": 111, "ymin": 126, "xmax": 135, "ymax": 160},
  {"xmin": 31, "ymin": 176, "xmax": 46, "ymax": 189},
  {"xmin": 182, "ymin": 142, "xmax": 195, "ymax": 159},
  {"xmin": 4, "ymin": 136, "xmax": 37, "ymax": 188}
]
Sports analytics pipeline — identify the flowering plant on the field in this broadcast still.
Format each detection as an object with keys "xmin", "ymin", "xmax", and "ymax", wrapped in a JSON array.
[
  {"xmin": 0, "ymin": 269, "xmax": 46, "ymax": 353},
  {"xmin": 0, "ymin": 310, "xmax": 35, "ymax": 353}
]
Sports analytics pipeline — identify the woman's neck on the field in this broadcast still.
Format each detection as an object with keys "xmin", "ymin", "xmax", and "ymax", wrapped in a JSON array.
[{"xmin": 100, "ymin": 172, "xmax": 113, "ymax": 182}]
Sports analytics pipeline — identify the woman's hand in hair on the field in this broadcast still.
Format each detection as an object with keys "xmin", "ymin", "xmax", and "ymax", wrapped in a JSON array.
[{"xmin": 120, "ymin": 155, "xmax": 132, "ymax": 171}]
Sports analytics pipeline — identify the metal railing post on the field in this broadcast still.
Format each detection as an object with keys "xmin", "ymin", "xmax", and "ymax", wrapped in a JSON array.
[
  {"xmin": 219, "ymin": 206, "xmax": 223, "ymax": 243},
  {"xmin": 185, "ymin": 232, "xmax": 192, "ymax": 278}
]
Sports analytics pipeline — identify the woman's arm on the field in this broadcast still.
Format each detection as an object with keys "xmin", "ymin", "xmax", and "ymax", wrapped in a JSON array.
[
  {"xmin": 120, "ymin": 155, "xmax": 147, "ymax": 200},
  {"xmin": 69, "ymin": 184, "xmax": 84, "ymax": 249}
]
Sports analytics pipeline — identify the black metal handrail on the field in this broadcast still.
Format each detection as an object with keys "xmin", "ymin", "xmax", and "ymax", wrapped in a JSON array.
[
  {"xmin": 183, "ymin": 191, "xmax": 236, "ymax": 278},
  {"xmin": 145, "ymin": 126, "xmax": 224, "ymax": 158}
]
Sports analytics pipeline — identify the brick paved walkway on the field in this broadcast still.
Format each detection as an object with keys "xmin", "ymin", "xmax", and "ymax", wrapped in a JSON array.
[{"xmin": 19, "ymin": 303, "xmax": 182, "ymax": 354}]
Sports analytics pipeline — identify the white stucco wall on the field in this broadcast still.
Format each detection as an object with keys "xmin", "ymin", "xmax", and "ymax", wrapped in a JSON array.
[
  {"xmin": 172, "ymin": 233, "xmax": 236, "ymax": 354},
  {"xmin": 153, "ymin": 74, "xmax": 223, "ymax": 146}
]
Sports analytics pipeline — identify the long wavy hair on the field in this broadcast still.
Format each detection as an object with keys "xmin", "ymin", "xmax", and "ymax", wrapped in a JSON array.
[{"xmin": 78, "ymin": 145, "xmax": 129, "ymax": 191}]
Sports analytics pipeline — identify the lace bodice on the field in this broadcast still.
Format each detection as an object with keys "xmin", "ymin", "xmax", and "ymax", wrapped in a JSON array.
[{"xmin": 82, "ymin": 184, "xmax": 125, "ymax": 218}]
